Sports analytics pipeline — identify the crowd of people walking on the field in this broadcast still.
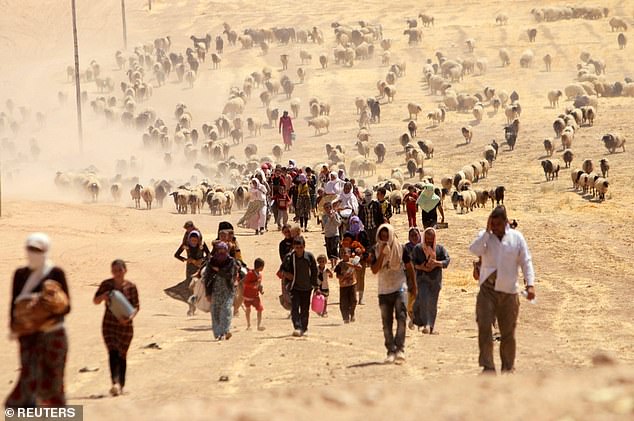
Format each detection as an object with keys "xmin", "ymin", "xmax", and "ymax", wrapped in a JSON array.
[{"xmin": 5, "ymin": 161, "xmax": 536, "ymax": 407}]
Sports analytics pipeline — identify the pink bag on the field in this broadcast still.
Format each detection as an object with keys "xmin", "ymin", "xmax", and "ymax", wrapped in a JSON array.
[{"xmin": 311, "ymin": 292, "xmax": 325, "ymax": 315}]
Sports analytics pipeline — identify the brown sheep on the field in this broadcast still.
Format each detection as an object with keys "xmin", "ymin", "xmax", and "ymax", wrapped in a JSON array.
[
  {"xmin": 280, "ymin": 54, "xmax": 289, "ymax": 70},
  {"xmin": 461, "ymin": 126, "xmax": 473, "ymax": 144},
  {"xmin": 599, "ymin": 158, "xmax": 609, "ymax": 177},
  {"xmin": 543, "ymin": 138, "xmax": 554, "ymax": 156}
]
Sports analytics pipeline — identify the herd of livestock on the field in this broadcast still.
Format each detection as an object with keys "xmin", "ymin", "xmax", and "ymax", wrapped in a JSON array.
[{"xmin": 0, "ymin": 5, "xmax": 630, "ymax": 215}]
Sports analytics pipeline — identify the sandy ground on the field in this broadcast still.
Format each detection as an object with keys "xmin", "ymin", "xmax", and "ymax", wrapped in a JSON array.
[{"xmin": 1, "ymin": 0, "xmax": 634, "ymax": 419}]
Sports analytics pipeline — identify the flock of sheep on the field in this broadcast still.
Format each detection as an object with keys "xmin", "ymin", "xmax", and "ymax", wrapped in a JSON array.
[
  {"xmin": 538, "ymin": 44, "xmax": 633, "ymax": 202},
  {"xmin": 0, "ymin": 99, "xmax": 46, "ymax": 166},
  {"xmin": 40, "ymin": 6, "xmax": 632, "ymax": 214}
]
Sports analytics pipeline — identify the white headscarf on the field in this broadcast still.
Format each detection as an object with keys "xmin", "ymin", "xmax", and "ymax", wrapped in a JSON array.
[
  {"xmin": 17, "ymin": 233, "xmax": 54, "ymax": 301},
  {"xmin": 376, "ymin": 224, "xmax": 403, "ymax": 270},
  {"xmin": 325, "ymin": 172, "xmax": 343, "ymax": 195},
  {"xmin": 337, "ymin": 182, "xmax": 359, "ymax": 214},
  {"xmin": 251, "ymin": 177, "xmax": 266, "ymax": 195}
]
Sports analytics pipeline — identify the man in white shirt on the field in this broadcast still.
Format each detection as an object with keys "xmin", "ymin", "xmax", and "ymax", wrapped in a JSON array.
[{"xmin": 469, "ymin": 206, "xmax": 536, "ymax": 374}]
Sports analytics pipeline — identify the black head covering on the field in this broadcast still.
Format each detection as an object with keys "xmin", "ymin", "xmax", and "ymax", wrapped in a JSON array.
[
  {"xmin": 216, "ymin": 221, "xmax": 235, "ymax": 241},
  {"xmin": 218, "ymin": 221, "xmax": 234, "ymax": 232}
]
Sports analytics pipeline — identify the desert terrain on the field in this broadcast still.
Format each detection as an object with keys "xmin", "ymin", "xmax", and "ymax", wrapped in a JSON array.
[{"xmin": 1, "ymin": 0, "xmax": 633, "ymax": 419}]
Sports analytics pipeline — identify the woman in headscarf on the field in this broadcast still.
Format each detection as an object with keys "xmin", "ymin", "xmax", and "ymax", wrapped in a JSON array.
[
  {"xmin": 217, "ymin": 222, "xmax": 245, "ymax": 317},
  {"xmin": 279, "ymin": 111, "xmax": 294, "ymax": 151},
  {"xmin": 320, "ymin": 172, "xmax": 343, "ymax": 215},
  {"xmin": 342, "ymin": 216, "xmax": 370, "ymax": 305},
  {"xmin": 93, "ymin": 260, "xmax": 140, "ymax": 396},
  {"xmin": 173, "ymin": 230, "xmax": 209, "ymax": 280},
  {"xmin": 7, "ymin": 233, "xmax": 71, "ymax": 408},
  {"xmin": 216, "ymin": 222, "xmax": 242, "ymax": 260},
  {"xmin": 318, "ymin": 165, "xmax": 330, "ymax": 187},
  {"xmin": 295, "ymin": 173, "xmax": 312, "ymax": 231},
  {"xmin": 333, "ymin": 181, "xmax": 359, "ymax": 236},
  {"xmin": 238, "ymin": 178, "xmax": 268, "ymax": 235},
  {"xmin": 342, "ymin": 216, "xmax": 369, "ymax": 249},
  {"xmin": 412, "ymin": 228, "xmax": 450, "ymax": 335},
  {"xmin": 404, "ymin": 227, "xmax": 421, "ymax": 329},
  {"xmin": 334, "ymin": 182, "xmax": 359, "ymax": 215},
  {"xmin": 305, "ymin": 167, "xmax": 318, "ymax": 218},
  {"xmin": 276, "ymin": 224, "xmax": 295, "ymax": 313},
  {"xmin": 325, "ymin": 172, "xmax": 343, "ymax": 195},
  {"xmin": 204, "ymin": 241, "xmax": 237, "ymax": 340},
  {"xmin": 369, "ymin": 224, "xmax": 415, "ymax": 363},
  {"xmin": 416, "ymin": 183, "xmax": 445, "ymax": 229},
  {"xmin": 170, "ymin": 230, "xmax": 210, "ymax": 316}
]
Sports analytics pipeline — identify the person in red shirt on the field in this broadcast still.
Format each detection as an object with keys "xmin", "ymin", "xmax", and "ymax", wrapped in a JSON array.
[
  {"xmin": 404, "ymin": 185, "xmax": 419, "ymax": 228},
  {"xmin": 243, "ymin": 258, "xmax": 265, "ymax": 331},
  {"xmin": 274, "ymin": 185, "xmax": 291, "ymax": 230}
]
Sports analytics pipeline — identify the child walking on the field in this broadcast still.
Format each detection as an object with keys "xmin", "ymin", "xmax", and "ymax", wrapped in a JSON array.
[
  {"xmin": 274, "ymin": 186, "xmax": 291, "ymax": 230},
  {"xmin": 404, "ymin": 185, "xmax": 419, "ymax": 228},
  {"xmin": 243, "ymin": 258, "xmax": 266, "ymax": 331},
  {"xmin": 334, "ymin": 248, "xmax": 360, "ymax": 323},
  {"xmin": 316, "ymin": 255, "xmax": 332, "ymax": 317},
  {"xmin": 321, "ymin": 201, "xmax": 341, "ymax": 268}
]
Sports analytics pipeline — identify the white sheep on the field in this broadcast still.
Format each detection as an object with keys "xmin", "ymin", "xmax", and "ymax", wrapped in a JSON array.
[
  {"xmin": 458, "ymin": 190, "xmax": 477, "ymax": 213},
  {"xmin": 299, "ymin": 50, "xmax": 312, "ymax": 64},
  {"xmin": 594, "ymin": 177, "xmax": 609, "ymax": 201},
  {"xmin": 520, "ymin": 50, "xmax": 535, "ymax": 67},
  {"xmin": 547, "ymin": 90, "xmax": 562, "ymax": 108},
  {"xmin": 499, "ymin": 48, "xmax": 511, "ymax": 66},
  {"xmin": 246, "ymin": 117, "xmax": 262, "ymax": 136},
  {"xmin": 561, "ymin": 131, "xmax": 573, "ymax": 150},
  {"xmin": 244, "ymin": 144, "xmax": 258, "ymax": 159},
  {"xmin": 564, "ymin": 84, "xmax": 586, "ymax": 99},
  {"xmin": 223, "ymin": 97, "xmax": 245, "ymax": 116},
  {"xmin": 427, "ymin": 108, "xmax": 445, "ymax": 125},
  {"xmin": 479, "ymin": 160, "xmax": 490, "ymax": 178},
  {"xmin": 384, "ymin": 85, "xmax": 396, "ymax": 103},
  {"xmin": 189, "ymin": 189, "xmax": 204, "ymax": 214},
  {"xmin": 476, "ymin": 58, "xmax": 488, "ymax": 75},
  {"xmin": 308, "ymin": 116, "xmax": 330, "ymax": 135},
  {"xmin": 472, "ymin": 103, "xmax": 484, "ymax": 121},
  {"xmin": 460, "ymin": 165, "xmax": 475, "ymax": 182},
  {"xmin": 290, "ymin": 98, "xmax": 301, "ymax": 118},
  {"xmin": 407, "ymin": 102, "xmax": 423, "ymax": 120}
]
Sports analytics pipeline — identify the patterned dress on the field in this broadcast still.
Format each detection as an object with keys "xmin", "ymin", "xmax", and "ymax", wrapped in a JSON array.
[
  {"xmin": 7, "ymin": 266, "xmax": 71, "ymax": 407},
  {"xmin": 204, "ymin": 258, "xmax": 237, "ymax": 339},
  {"xmin": 295, "ymin": 183, "xmax": 312, "ymax": 220},
  {"xmin": 95, "ymin": 279, "xmax": 140, "ymax": 357}
]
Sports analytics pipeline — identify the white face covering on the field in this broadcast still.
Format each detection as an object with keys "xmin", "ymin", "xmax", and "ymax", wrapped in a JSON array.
[{"xmin": 26, "ymin": 250, "xmax": 47, "ymax": 270}]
